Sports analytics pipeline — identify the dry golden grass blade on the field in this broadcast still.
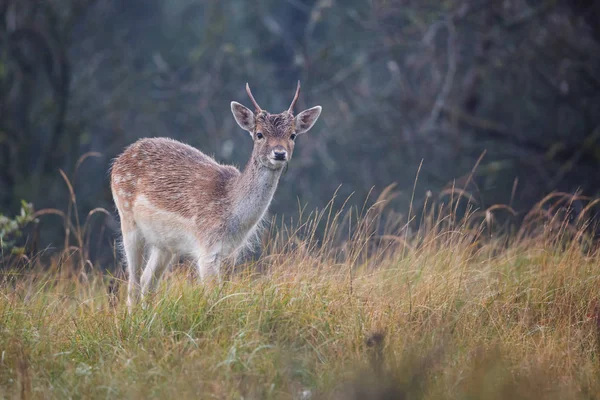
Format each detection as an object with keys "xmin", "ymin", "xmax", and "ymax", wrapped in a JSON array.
[
  {"xmin": 372, "ymin": 183, "xmax": 400, "ymax": 214},
  {"xmin": 407, "ymin": 159, "xmax": 423, "ymax": 236},
  {"xmin": 75, "ymin": 152, "xmax": 103, "ymax": 175},
  {"xmin": 58, "ymin": 169, "xmax": 76, "ymax": 204},
  {"xmin": 546, "ymin": 194, "xmax": 588, "ymax": 216},
  {"xmin": 30, "ymin": 208, "xmax": 76, "ymax": 237},
  {"xmin": 82, "ymin": 208, "xmax": 111, "ymax": 234},
  {"xmin": 577, "ymin": 198, "xmax": 600, "ymax": 224},
  {"xmin": 32, "ymin": 208, "xmax": 66, "ymax": 220},
  {"xmin": 529, "ymin": 192, "xmax": 580, "ymax": 215},
  {"xmin": 486, "ymin": 204, "xmax": 517, "ymax": 216},
  {"xmin": 451, "ymin": 150, "xmax": 485, "ymax": 217},
  {"xmin": 522, "ymin": 193, "xmax": 568, "ymax": 223},
  {"xmin": 518, "ymin": 208, "xmax": 555, "ymax": 235},
  {"xmin": 463, "ymin": 150, "xmax": 486, "ymax": 190},
  {"xmin": 375, "ymin": 235, "xmax": 414, "ymax": 251},
  {"xmin": 438, "ymin": 187, "xmax": 478, "ymax": 205},
  {"xmin": 64, "ymin": 246, "xmax": 83, "ymax": 255},
  {"xmin": 510, "ymin": 177, "xmax": 519, "ymax": 207},
  {"xmin": 376, "ymin": 183, "xmax": 398, "ymax": 204}
]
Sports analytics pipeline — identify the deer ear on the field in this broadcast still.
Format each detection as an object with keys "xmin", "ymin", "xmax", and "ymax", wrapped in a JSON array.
[
  {"xmin": 295, "ymin": 106, "xmax": 322, "ymax": 134},
  {"xmin": 231, "ymin": 102, "xmax": 255, "ymax": 132}
]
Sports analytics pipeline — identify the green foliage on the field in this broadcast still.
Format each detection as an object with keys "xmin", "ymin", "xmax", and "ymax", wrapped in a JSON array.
[{"xmin": 0, "ymin": 200, "xmax": 36, "ymax": 256}]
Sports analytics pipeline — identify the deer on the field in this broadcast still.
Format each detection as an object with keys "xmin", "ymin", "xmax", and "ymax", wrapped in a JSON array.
[{"xmin": 110, "ymin": 82, "xmax": 322, "ymax": 309}]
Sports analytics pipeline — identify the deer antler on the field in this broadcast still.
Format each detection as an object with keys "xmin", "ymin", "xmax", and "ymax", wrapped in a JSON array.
[
  {"xmin": 246, "ymin": 83, "xmax": 262, "ymax": 112},
  {"xmin": 288, "ymin": 80, "xmax": 301, "ymax": 114}
]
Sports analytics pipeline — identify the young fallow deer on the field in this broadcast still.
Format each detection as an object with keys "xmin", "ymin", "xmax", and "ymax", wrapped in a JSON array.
[{"xmin": 111, "ymin": 82, "xmax": 322, "ymax": 309}]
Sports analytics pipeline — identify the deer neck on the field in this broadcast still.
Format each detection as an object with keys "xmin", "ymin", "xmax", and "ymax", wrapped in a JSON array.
[{"xmin": 230, "ymin": 157, "xmax": 283, "ymax": 231}]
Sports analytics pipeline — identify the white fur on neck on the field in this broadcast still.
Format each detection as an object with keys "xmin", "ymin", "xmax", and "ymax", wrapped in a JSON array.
[{"xmin": 227, "ymin": 160, "xmax": 282, "ymax": 249}]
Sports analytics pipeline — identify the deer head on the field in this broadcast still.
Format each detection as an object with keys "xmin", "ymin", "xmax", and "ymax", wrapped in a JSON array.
[{"xmin": 230, "ymin": 81, "xmax": 322, "ymax": 170}]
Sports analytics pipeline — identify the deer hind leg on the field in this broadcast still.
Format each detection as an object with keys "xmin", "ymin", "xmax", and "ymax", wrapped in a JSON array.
[
  {"xmin": 140, "ymin": 246, "xmax": 175, "ymax": 300},
  {"xmin": 196, "ymin": 251, "xmax": 222, "ymax": 283},
  {"xmin": 122, "ymin": 225, "xmax": 145, "ymax": 311}
]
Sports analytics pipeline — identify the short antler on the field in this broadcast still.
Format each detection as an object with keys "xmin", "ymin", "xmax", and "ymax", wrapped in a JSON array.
[
  {"xmin": 288, "ymin": 80, "xmax": 301, "ymax": 114},
  {"xmin": 246, "ymin": 83, "xmax": 262, "ymax": 112}
]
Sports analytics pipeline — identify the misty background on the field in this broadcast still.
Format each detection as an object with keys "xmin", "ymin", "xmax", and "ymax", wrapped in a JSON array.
[{"xmin": 1, "ymin": 0, "xmax": 599, "ymax": 264}]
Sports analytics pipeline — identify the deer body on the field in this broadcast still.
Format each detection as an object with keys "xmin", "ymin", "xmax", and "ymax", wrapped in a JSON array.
[{"xmin": 111, "ymin": 83, "xmax": 321, "ymax": 309}]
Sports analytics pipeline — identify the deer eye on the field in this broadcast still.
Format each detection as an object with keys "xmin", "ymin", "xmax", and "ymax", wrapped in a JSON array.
[
  {"xmin": 290, "ymin": 133, "xmax": 297, "ymax": 141},
  {"xmin": 256, "ymin": 132, "xmax": 264, "ymax": 140}
]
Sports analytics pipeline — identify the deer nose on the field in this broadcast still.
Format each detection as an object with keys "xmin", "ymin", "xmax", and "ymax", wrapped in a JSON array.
[{"xmin": 272, "ymin": 148, "xmax": 287, "ymax": 161}]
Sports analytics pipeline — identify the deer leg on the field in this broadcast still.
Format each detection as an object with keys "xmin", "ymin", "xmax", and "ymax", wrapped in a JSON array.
[
  {"xmin": 140, "ymin": 247, "xmax": 174, "ymax": 299},
  {"xmin": 122, "ymin": 226, "xmax": 145, "ymax": 311},
  {"xmin": 196, "ymin": 252, "xmax": 222, "ymax": 282}
]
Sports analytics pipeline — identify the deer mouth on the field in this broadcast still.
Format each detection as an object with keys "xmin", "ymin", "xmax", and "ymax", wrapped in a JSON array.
[{"xmin": 262, "ymin": 156, "xmax": 287, "ymax": 170}]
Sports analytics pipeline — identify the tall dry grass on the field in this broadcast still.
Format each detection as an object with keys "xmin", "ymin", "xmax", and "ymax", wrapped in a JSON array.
[{"xmin": 1, "ymin": 161, "xmax": 600, "ymax": 399}]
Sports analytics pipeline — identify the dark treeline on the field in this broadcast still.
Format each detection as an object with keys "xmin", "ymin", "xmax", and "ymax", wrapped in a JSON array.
[{"xmin": 1, "ymin": 0, "xmax": 599, "ymax": 263}]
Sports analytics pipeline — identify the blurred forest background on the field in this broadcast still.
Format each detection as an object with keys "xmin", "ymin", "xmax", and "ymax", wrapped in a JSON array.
[{"xmin": 1, "ymin": 0, "xmax": 599, "ymax": 264}]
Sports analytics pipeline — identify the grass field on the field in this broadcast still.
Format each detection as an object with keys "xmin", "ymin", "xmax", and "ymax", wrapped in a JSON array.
[{"xmin": 1, "ymin": 187, "xmax": 600, "ymax": 399}]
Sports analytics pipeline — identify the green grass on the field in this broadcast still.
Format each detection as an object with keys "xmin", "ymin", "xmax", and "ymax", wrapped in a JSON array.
[{"xmin": 1, "ymin": 189, "xmax": 600, "ymax": 399}]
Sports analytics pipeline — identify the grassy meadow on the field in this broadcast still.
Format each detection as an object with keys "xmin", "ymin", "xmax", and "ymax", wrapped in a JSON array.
[{"xmin": 1, "ymin": 183, "xmax": 600, "ymax": 399}]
